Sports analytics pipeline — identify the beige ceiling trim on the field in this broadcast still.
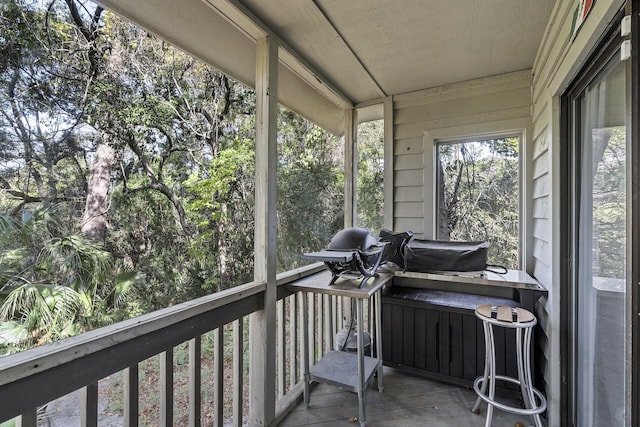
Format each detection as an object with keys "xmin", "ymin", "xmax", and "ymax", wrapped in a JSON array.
[
  {"xmin": 312, "ymin": 0, "xmax": 386, "ymax": 99},
  {"xmin": 203, "ymin": 0, "xmax": 353, "ymax": 110}
]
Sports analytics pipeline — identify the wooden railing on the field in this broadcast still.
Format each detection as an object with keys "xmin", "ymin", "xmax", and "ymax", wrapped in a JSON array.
[{"xmin": 0, "ymin": 263, "xmax": 349, "ymax": 427}]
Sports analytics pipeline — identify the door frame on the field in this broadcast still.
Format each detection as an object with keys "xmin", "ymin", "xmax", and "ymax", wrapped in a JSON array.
[{"xmin": 560, "ymin": 5, "xmax": 638, "ymax": 425}]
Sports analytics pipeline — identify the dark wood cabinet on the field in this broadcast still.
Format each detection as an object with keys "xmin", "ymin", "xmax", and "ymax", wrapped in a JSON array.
[{"xmin": 380, "ymin": 270, "xmax": 546, "ymax": 392}]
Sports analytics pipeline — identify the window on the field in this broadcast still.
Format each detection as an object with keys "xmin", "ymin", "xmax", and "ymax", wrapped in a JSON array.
[
  {"xmin": 356, "ymin": 119, "xmax": 384, "ymax": 232},
  {"xmin": 436, "ymin": 136, "xmax": 520, "ymax": 269}
]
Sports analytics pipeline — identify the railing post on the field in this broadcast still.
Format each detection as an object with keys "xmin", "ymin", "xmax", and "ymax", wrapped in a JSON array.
[
  {"xmin": 159, "ymin": 349, "xmax": 173, "ymax": 427},
  {"xmin": 277, "ymin": 299, "xmax": 285, "ymax": 398},
  {"xmin": 189, "ymin": 337, "xmax": 202, "ymax": 427},
  {"xmin": 124, "ymin": 366, "xmax": 139, "ymax": 427},
  {"xmin": 213, "ymin": 328, "xmax": 224, "ymax": 427},
  {"xmin": 249, "ymin": 35, "xmax": 278, "ymax": 426},
  {"xmin": 81, "ymin": 382, "xmax": 98, "ymax": 427},
  {"xmin": 344, "ymin": 108, "xmax": 357, "ymax": 228},
  {"xmin": 232, "ymin": 319, "xmax": 244, "ymax": 427},
  {"xmin": 16, "ymin": 410, "xmax": 36, "ymax": 427}
]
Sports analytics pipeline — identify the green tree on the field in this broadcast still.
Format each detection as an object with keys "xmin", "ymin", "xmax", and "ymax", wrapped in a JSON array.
[
  {"xmin": 0, "ymin": 0, "xmax": 354, "ymax": 346},
  {"xmin": 437, "ymin": 137, "xmax": 520, "ymax": 268},
  {"xmin": 277, "ymin": 109, "xmax": 344, "ymax": 271},
  {"xmin": 0, "ymin": 206, "xmax": 137, "ymax": 352},
  {"xmin": 357, "ymin": 119, "xmax": 384, "ymax": 233}
]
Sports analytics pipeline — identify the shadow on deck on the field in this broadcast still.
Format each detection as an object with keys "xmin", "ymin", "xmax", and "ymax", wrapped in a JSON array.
[{"xmin": 280, "ymin": 367, "xmax": 536, "ymax": 427}]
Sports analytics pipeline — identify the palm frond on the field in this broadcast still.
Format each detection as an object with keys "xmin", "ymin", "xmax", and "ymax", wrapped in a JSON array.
[{"xmin": 0, "ymin": 283, "xmax": 84, "ymax": 341}]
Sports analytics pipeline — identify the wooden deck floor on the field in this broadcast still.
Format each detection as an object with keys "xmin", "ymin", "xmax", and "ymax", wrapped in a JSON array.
[{"xmin": 279, "ymin": 367, "xmax": 539, "ymax": 427}]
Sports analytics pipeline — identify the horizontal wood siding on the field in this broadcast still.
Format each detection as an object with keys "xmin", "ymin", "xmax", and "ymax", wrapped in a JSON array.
[{"xmin": 530, "ymin": 1, "xmax": 624, "ymax": 425}]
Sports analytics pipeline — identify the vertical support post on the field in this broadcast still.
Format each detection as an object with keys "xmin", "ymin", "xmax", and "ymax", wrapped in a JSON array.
[
  {"xmin": 213, "ymin": 328, "xmax": 224, "ymax": 427},
  {"xmin": 189, "ymin": 337, "xmax": 201, "ymax": 427},
  {"xmin": 375, "ymin": 291, "xmax": 384, "ymax": 391},
  {"xmin": 233, "ymin": 319, "xmax": 244, "ymax": 427},
  {"xmin": 159, "ymin": 349, "xmax": 174, "ymax": 427},
  {"xmin": 356, "ymin": 299, "xmax": 366, "ymax": 426},
  {"xmin": 383, "ymin": 96, "xmax": 394, "ymax": 230},
  {"xmin": 249, "ymin": 35, "xmax": 278, "ymax": 427},
  {"xmin": 17, "ymin": 410, "xmax": 37, "ymax": 427},
  {"xmin": 277, "ymin": 299, "xmax": 285, "ymax": 398},
  {"xmin": 124, "ymin": 366, "xmax": 139, "ymax": 427},
  {"xmin": 81, "ymin": 382, "xmax": 98, "ymax": 427},
  {"xmin": 344, "ymin": 108, "xmax": 357, "ymax": 228},
  {"xmin": 289, "ymin": 295, "xmax": 298, "ymax": 388}
]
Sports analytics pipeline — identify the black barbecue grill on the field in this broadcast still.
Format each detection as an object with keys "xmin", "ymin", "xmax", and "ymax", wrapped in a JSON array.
[{"xmin": 302, "ymin": 227, "xmax": 388, "ymax": 288}]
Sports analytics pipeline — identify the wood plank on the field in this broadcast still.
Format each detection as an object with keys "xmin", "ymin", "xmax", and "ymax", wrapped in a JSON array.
[
  {"xmin": 394, "ymin": 87, "xmax": 532, "ymax": 125},
  {"xmin": 324, "ymin": 295, "xmax": 331, "ymax": 354},
  {"xmin": 395, "ymin": 201, "xmax": 424, "ymax": 216},
  {"xmin": 309, "ymin": 293, "xmax": 316, "ymax": 364},
  {"xmin": 382, "ymin": 302, "xmax": 393, "ymax": 362},
  {"xmin": 394, "ymin": 106, "xmax": 531, "ymax": 140},
  {"xmin": 426, "ymin": 309, "xmax": 439, "ymax": 372},
  {"xmin": 81, "ymin": 382, "xmax": 98, "ymax": 427},
  {"xmin": 232, "ymin": 320, "xmax": 244, "ymax": 427},
  {"xmin": 394, "ymin": 169, "xmax": 423, "ymax": 187},
  {"xmin": 438, "ymin": 311, "xmax": 450, "ymax": 376},
  {"xmin": 449, "ymin": 313, "xmax": 463, "ymax": 379},
  {"xmin": 394, "ymin": 152, "xmax": 423, "ymax": 170},
  {"xmin": 124, "ymin": 366, "xmax": 139, "ymax": 427},
  {"xmin": 288, "ymin": 296, "xmax": 298, "ymax": 389},
  {"xmin": 188, "ymin": 337, "xmax": 201, "ymax": 427},
  {"xmin": 277, "ymin": 299, "xmax": 285, "ymax": 398},
  {"xmin": 402, "ymin": 306, "xmax": 415, "ymax": 366},
  {"xmin": 250, "ymin": 35, "xmax": 278, "ymax": 427},
  {"xmin": 159, "ymin": 350, "xmax": 173, "ymax": 427},
  {"xmin": 391, "ymin": 304, "xmax": 403, "ymax": 364},
  {"xmin": 394, "ymin": 70, "xmax": 532, "ymax": 109},
  {"xmin": 213, "ymin": 329, "xmax": 224, "ymax": 427},
  {"xmin": 394, "ymin": 137, "xmax": 424, "ymax": 154},
  {"xmin": 16, "ymin": 410, "xmax": 36, "ymax": 427},
  {"xmin": 414, "ymin": 308, "xmax": 426, "ymax": 370},
  {"xmin": 462, "ymin": 315, "xmax": 477, "ymax": 381},
  {"xmin": 317, "ymin": 294, "xmax": 324, "ymax": 356}
]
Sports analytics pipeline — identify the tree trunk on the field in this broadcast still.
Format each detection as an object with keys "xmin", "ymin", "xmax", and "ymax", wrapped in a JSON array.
[
  {"xmin": 81, "ymin": 140, "xmax": 115, "ymax": 242},
  {"xmin": 437, "ymin": 157, "xmax": 449, "ymax": 239}
]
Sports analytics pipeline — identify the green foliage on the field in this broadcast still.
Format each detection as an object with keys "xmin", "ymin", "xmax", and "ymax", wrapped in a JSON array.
[
  {"xmin": 437, "ymin": 138, "xmax": 520, "ymax": 268},
  {"xmin": 357, "ymin": 120, "xmax": 384, "ymax": 233},
  {"xmin": 591, "ymin": 127, "xmax": 626, "ymax": 278},
  {"xmin": 0, "ymin": 205, "xmax": 137, "ymax": 350},
  {"xmin": 276, "ymin": 108, "xmax": 344, "ymax": 272},
  {"xmin": 0, "ymin": 0, "xmax": 352, "ymax": 352}
]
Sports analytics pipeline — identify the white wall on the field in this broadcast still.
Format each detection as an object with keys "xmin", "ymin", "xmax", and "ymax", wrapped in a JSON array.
[
  {"xmin": 391, "ymin": 70, "xmax": 533, "ymax": 238},
  {"xmin": 531, "ymin": 0, "xmax": 625, "ymax": 425}
]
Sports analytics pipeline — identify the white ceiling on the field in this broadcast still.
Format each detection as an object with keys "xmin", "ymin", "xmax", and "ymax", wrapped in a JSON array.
[
  {"xmin": 95, "ymin": 0, "xmax": 556, "ymax": 134},
  {"xmin": 238, "ymin": 0, "xmax": 555, "ymax": 103}
]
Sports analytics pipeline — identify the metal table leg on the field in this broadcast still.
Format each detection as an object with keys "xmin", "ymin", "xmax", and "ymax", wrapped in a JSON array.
[
  {"xmin": 375, "ymin": 291, "xmax": 384, "ymax": 392},
  {"xmin": 357, "ymin": 298, "xmax": 366, "ymax": 427}
]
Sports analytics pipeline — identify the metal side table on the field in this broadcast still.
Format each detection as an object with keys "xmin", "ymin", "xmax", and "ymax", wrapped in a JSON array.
[{"xmin": 288, "ymin": 271, "xmax": 391, "ymax": 427}]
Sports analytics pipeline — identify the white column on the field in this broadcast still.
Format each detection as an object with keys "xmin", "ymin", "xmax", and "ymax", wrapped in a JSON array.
[
  {"xmin": 249, "ymin": 36, "xmax": 278, "ymax": 426},
  {"xmin": 383, "ymin": 96, "xmax": 394, "ymax": 230},
  {"xmin": 344, "ymin": 108, "xmax": 357, "ymax": 228}
]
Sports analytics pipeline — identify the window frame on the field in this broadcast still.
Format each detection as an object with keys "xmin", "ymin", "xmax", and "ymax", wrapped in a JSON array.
[{"xmin": 423, "ymin": 120, "xmax": 529, "ymax": 270}]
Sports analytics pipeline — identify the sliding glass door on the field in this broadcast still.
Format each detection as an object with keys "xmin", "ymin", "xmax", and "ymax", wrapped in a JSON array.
[{"xmin": 564, "ymin": 25, "xmax": 629, "ymax": 426}]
